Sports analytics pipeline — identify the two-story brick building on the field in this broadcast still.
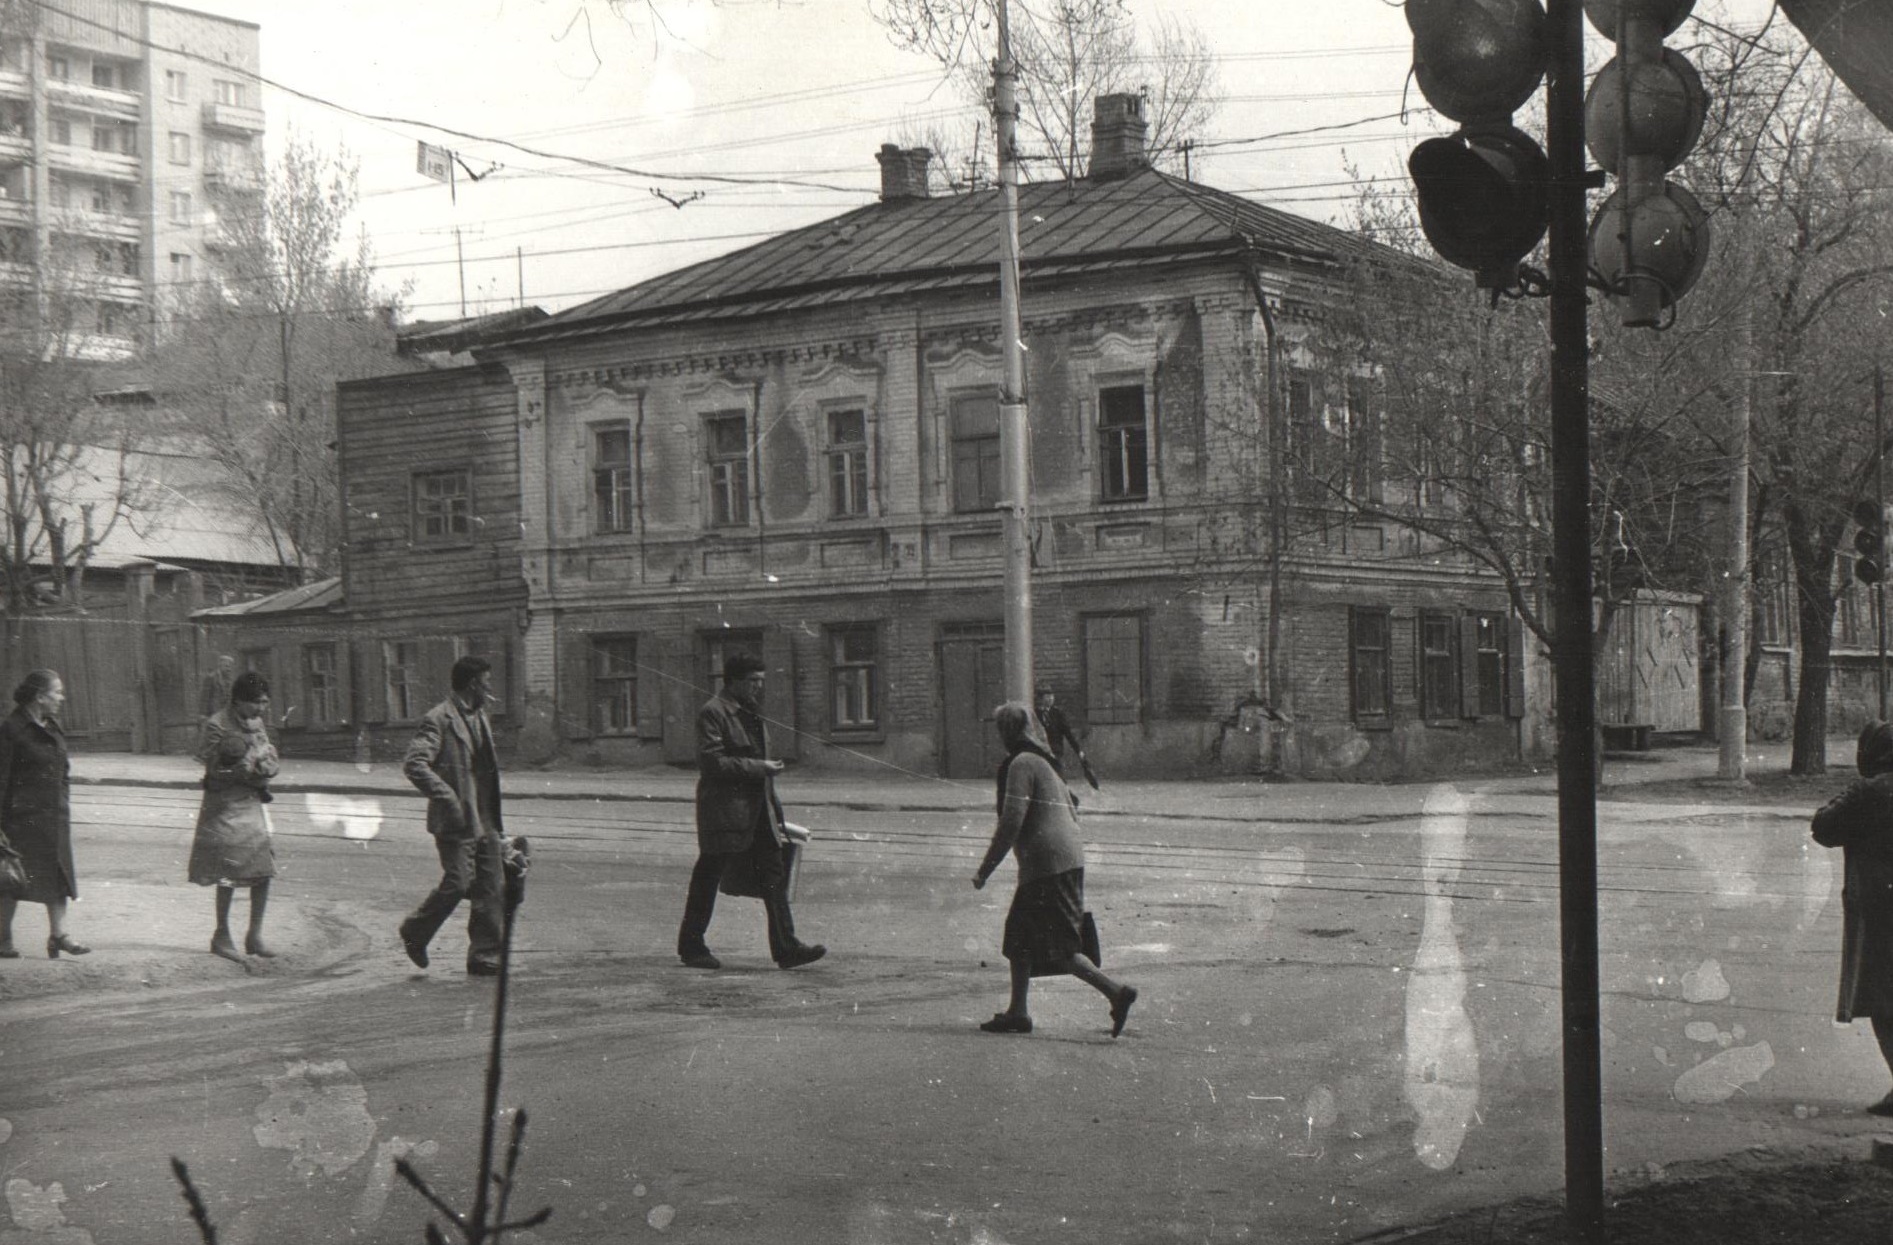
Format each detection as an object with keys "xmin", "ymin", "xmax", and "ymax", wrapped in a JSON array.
[{"xmin": 260, "ymin": 97, "xmax": 1535, "ymax": 780}]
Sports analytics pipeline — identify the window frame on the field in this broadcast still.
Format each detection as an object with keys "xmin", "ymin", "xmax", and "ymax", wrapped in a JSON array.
[
  {"xmin": 167, "ymin": 131, "xmax": 190, "ymax": 165},
  {"xmin": 411, "ymin": 467, "xmax": 473, "ymax": 544},
  {"xmin": 164, "ymin": 69, "xmax": 187, "ymax": 102},
  {"xmin": 302, "ymin": 643, "xmax": 340, "ymax": 728},
  {"xmin": 826, "ymin": 623, "xmax": 879, "ymax": 732},
  {"xmin": 383, "ymin": 639, "xmax": 421, "ymax": 723},
  {"xmin": 703, "ymin": 410, "xmax": 750, "ymax": 528},
  {"xmin": 168, "ymin": 190, "xmax": 192, "ymax": 225},
  {"xmin": 825, "ymin": 407, "xmax": 871, "ymax": 520},
  {"xmin": 1418, "ymin": 609, "xmax": 1460, "ymax": 721},
  {"xmin": 1096, "ymin": 381, "xmax": 1151, "ymax": 503},
  {"xmin": 1083, "ymin": 612, "xmax": 1145, "ymax": 726},
  {"xmin": 214, "ymin": 79, "xmax": 243, "ymax": 106},
  {"xmin": 1350, "ymin": 606, "xmax": 1392, "ymax": 720},
  {"xmin": 949, "ymin": 391, "xmax": 1001, "ymax": 514},
  {"xmin": 1469, "ymin": 610, "xmax": 1506, "ymax": 719},
  {"xmin": 591, "ymin": 424, "xmax": 635, "ymax": 535},
  {"xmin": 584, "ymin": 635, "xmax": 638, "ymax": 736}
]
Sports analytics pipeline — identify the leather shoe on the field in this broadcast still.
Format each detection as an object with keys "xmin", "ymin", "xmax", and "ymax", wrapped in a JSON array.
[
  {"xmin": 466, "ymin": 961, "xmax": 501, "ymax": 977},
  {"xmin": 399, "ymin": 927, "xmax": 429, "ymax": 970},
  {"xmin": 679, "ymin": 949, "xmax": 721, "ymax": 970},
  {"xmin": 776, "ymin": 943, "xmax": 827, "ymax": 970}
]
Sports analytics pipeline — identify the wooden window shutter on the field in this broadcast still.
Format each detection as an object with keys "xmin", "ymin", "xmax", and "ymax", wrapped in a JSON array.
[
  {"xmin": 334, "ymin": 639, "xmax": 355, "ymax": 728},
  {"xmin": 660, "ymin": 635, "xmax": 699, "ymax": 764},
  {"xmin": 1459, "ymin": 613, "xmax": 1482, "ymax": 718},
  {"xmin": 562, "ymin": 628, "xmax": 595, "ymax": 742},
  {"xmin": 360, "ymin": 638, "xmax": 387, "ymax": 725},
  {"xmin": 762, "ymin": 627, "xmax": 799, "ymax": 761},
  {"xmin": 1504, "ymin": 616, "xmax": 1527, "ymax": 719}
]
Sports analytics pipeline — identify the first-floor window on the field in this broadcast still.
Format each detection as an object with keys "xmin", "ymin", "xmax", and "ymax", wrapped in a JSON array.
[
  {"xmin": 1350, "ymin": 606, "xmax": 1390, "ymax": 718},
  {"xmin": 1419, "ymin": 611, "xmax": 1458, "ymax": 719},
  {"xmin": 1084, "ymin": 613, "xmax": 1144, "ymax": 724},
  {"xmin": 828, "ymin": 625, "xmax": 878, "ymax": 729},
  {"xmin": 303, "ymin": 644, "xmax": 339, "ymax": 727},
  {"xmin": 590, "ymin": 636, "xmax": 638, "ymax": 735},
  {"xmin": 1471, "ymin": 612, "xmax": 1505, "ymax": 718},
  {"xmin": 384, "ymin": 640, "xmax": 420, "ymax": 721}
]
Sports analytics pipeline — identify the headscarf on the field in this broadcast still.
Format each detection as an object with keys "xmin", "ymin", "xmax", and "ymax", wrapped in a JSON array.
[
  {"xmin": 1858, "ymin": 719, "xmax": 1893, "ymax": 778},
  {"xmin": 993, "ymin": 700, "xmax": 1060, "ymax": 815}
]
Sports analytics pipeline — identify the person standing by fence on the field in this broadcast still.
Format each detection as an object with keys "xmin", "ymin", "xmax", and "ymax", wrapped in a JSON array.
[
  {"xmin": 0, "ymin": 670, "xmax": 88, "ymax": 959},
  {"xmin": 1811, "ymin": 719, "xmax": 1893, "ymax": 1115},
  {"xmin": 187, "ymin": 670, "xmax": 280, "ymax": 961}
]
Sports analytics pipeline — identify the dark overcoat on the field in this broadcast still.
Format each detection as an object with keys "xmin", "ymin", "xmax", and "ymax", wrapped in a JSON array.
[
  {"xmin": 1811, "ymin": 721, "xmax": 1893, "ymax": 1020},
  {"xmin": 695, "ymin": 691, "xmax": 784, "ymax": 855},
  {"xmin": 0, "ymin": 707, "xmax": 74, "ymax": 903},
  {"xmin": 402, "ymin": 698, "xmax": 503, "ymax": 841}
]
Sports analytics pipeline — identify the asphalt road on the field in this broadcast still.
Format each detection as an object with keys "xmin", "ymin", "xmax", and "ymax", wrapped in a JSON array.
[{"xmin": 1, "ymin": 775, "xmax": 1888, "ymax": 1244}]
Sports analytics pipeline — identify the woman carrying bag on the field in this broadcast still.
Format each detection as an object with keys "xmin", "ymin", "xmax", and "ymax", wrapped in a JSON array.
[
  {"xmin": 187, "ymin": 670, "xmax": 280, "ymax": 961},
  {"xmin": 0, "ymin": 670, "xmax": 88, "ymax": 959},
  {"xmin": 972, "ymin": 701, "xmax": 1136, "ymax": 1037}
]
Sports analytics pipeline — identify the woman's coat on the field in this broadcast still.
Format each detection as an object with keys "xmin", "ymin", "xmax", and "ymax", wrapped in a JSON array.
[{"xmin": 0, "ymin": 706, "xmax": 74, "ymax": 903}]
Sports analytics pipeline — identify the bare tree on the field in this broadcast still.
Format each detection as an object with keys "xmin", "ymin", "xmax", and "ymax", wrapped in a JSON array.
[
  {"xmin": 870, "ymin": 0, "xmax": 1219, "ymax": 178},
  {"xmin": 152, "ymin": 134, "xmax": 411, "ymax": 574}
]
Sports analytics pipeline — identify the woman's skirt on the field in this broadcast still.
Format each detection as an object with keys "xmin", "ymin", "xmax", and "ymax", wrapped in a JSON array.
[
  {"xmin": 187, "ymin": 791, "xmax": 276, "ymax": 886},
  {"xmin": 1003, "ymin": 867, "xmax": 1085, "ymax": 978}
]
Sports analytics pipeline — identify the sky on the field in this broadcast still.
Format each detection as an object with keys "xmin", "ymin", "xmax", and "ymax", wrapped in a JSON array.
[{"xmin": 173, "ymin": 0, "xmax": 1785, "ymax": 325}]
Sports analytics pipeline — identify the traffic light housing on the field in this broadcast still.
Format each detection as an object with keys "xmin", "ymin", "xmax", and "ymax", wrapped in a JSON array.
[
  {"xmin": 1584, "ymin": 0, "xmax": 1711, "ymax": 325},
  {"xmin": 1854, "ymin": 500, "xmax": 1890, "ymax": 585},
  {"xmin": 1405, "ymin": 0, "xmax": 1550, "ymax": 288}
]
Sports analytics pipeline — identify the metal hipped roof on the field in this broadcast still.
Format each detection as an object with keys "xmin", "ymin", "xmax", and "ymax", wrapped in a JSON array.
[{"xmin": 495, "ymin": 169, "xmax": 1379, "ymax": 345}]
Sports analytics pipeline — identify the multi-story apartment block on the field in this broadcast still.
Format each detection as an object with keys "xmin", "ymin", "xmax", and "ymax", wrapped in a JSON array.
[{"xmin": 0, "ymin": 1, "xmax": 263, "ymax": 358}]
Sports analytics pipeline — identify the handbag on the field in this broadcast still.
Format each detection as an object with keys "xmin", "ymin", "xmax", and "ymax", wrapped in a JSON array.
[
  {"xmin": 0, "ymin": 845, "xmax": 28, "ymax": 899},
  {"xmin": 1080, "ymin": 910, "xmax": 1102, "ymax": 967}
]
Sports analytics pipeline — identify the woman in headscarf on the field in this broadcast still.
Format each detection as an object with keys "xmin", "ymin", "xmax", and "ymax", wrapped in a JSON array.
[
  {"xmin": 0, "ymin": 670, "xmax": 87, "ymax": 958},
  {"xmin": 972, "ymin": 701, "xmax": 1136, "ymax": 1036},
  {"xmin": 1812, "ymin": 719, "xmax": 1893, "ymax": 1115},
  {"xmin": 187, "ymin": 670, "xmax": 280, "ymax": 961}
]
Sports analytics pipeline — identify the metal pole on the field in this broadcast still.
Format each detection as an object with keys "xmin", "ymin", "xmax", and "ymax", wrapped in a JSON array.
[
  {"xmin": 1719, "ymin": 307, "xmax": 1751, "ymax": 779},
  {"xmin": 994, "ymin": 0, "xmax": 1034, "ymax": 704},
  {"xmin": 1878, "ymin": 367, "xmax": 1888, "ymax": 719},
  {"xmin": 1545, "ymin": 1, "xmax": 1604, "ymax": 1239}
]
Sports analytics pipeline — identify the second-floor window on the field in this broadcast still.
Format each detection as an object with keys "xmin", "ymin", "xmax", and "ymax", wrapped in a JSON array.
[
  {"xmin": 1098, "ymin": 383, "xmax": 1149, "ymax": 502},
  {"xmin": 593, "ymin": 426, "xmax": 634, "ymax": 533},
  {"xmin": 951, "ymin": 392, "xmax": 1000, "ymax": 513},
  {"xmin": 705, "ymin": 412, "xmax": 749, "ymax": 527},
  {"xmin": 168, "ymin": 132, "xmax": 190, "ymax": 165},
  {"xmin": 412, "ymin": 468, "xmax": 471, "ymax": 542},
  {"xmin": 827, "ymin": 409, "xmax": 869, "ymax": 518}
]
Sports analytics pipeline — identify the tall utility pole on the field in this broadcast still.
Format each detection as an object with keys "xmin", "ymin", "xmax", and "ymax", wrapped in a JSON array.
[
  {"xmin": 1719, "ymin": 308, "xmax": 1751, "ymax": 779},
  {"xmin": 1545, "ymin": 1, "xmax": 1604, "ymax": 1240},
  {"xmin": 993, "ymin": 0, "xmax": 1034, "ymax": 703}
]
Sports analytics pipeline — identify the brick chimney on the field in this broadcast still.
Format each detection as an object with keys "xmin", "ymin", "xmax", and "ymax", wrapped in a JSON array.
[
  {"xmin": 1090, "ymin": 93, "xmax": 1149, "ymax": 181},
  {"xmin": 876, "ymin": 144, "xmax": 933, "ymax": 201}
]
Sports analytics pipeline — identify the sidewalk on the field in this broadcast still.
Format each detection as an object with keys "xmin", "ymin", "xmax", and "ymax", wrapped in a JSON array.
[{"xmin": 3, "ymin": 737, "xmax": 1826, "ymax": 1007}]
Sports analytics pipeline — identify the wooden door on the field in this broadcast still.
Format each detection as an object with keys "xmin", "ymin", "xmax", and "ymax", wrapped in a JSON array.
[{"xmin": 940, "ymin": 624, "xmax": 1006, "ymax": 778}]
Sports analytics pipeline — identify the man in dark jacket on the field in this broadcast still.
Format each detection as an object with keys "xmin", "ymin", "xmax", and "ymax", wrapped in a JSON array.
[
  {"xmin": 676, "ymin": 652, "xmax": 826, "ymax": 970},
  {"xmin": 1034, "ymin": 685, "xmax": 1098, "ymax": 790},
  {"xmin": 398, "ymin": 655, "xmax": 506, "ymax": 977},
  {"xmin": 1812, "ymin": 719, "xmax": 1893, "ymax": 1115}
]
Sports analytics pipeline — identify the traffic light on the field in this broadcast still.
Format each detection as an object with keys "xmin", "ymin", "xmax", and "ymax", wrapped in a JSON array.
[
  {"xmin": 1584, "ymin": 0, "xmax": 1712, "ymax": 326},
  {"xmin": 1405, "ymin": 0, "xmax": 1550, "ymax": 289},
  {"xmin": 1854, "ymin": 500, "xmax": 1889, "ymax": 585}
]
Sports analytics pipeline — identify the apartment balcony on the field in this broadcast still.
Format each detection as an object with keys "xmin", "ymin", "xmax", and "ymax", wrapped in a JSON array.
[
  {"xmin": 0, "ymin": 195, "xmax": 29, "ymax": 230},
  {"xmin": 46, "ymin": 78, "xmax": 140, "ymax": 122},
  {"xmin": 47, "ymin": 144, "xmax": 139, "ymax": 182},
  {"xmin": 0, "ymin": 69, "xmax": 26, "ymax": 100},
  {"xmin": 68, "ymin": 271, "xmax": 144, "ymax": 304},
  {"xmin": 203, "ymin": 160, "xmax": 262, "ymax": 194},
  {"xmin": 0, "ymin": 260, "xmax": 31, "ymax": 290},
  {"xmin": 0, "ymin": 132, "xmax": 28, "ymax": 161},
  {"xmin": 201, "ymin": 102, "xmax": 265, "ymax": 135},
  {"xmin": 49, "ymin": 207, "xmax": 140, "ymax": 242}
]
